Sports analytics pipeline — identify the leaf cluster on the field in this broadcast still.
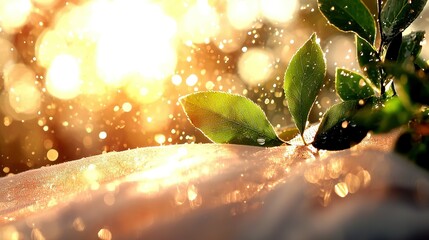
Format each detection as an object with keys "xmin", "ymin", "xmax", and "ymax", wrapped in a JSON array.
[{"xmin": 180, "ymin": 0, "xmax": 429, "ymax": 169}]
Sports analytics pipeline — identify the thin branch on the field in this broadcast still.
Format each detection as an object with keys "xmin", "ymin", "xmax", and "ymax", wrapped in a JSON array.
[
  {"xmin": 377, "ymin": 0, "xmax": 386, "ymax": 95},
  {"xmin": 377, "ymin": 0, "xmax": 384, "ymax": 54}
]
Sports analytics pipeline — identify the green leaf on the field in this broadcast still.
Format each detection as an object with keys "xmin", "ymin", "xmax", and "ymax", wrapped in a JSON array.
[
  {"xmin": 284, "ymin": 33, "xmax": 326, "ymax": 141},
  {"xmin": 381, "ymin": 0, "xmax": 428, "ymax": 42},
  {"xmin": 312, "ymin": 100, "xmax": 369, "ymax": 150},
  {"xmin": 397, "ymin": 31, "xmax": 425, "ymax": 64},
  {"xmin": 318, "ymin": 0, "xmax": 376, "ymax": 44},
  {"xmin": 356, "ymin": 35, "xmax": 382, "ymax": 88},
  {"xmin": 354, "ymin": 96, "xmax": 413, "ymax": 133},
  {"xmin": 335, "ymin": 68, "xmax": 376, "ymax": 101},
  {"xmin": 385, "ymin": 33, "xmax": 403, "ymax": 62},
  {"xmin": 384, "ymin": 63, "xmax": 429, "ymax": 105},
  {"xmin": 179, "ymin": 91, "xmax": 284, "ymax": 147}
]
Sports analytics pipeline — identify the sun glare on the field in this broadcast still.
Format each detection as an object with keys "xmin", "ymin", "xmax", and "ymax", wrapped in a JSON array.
[
  {"xmin": 34, "ymin": 0, "xmax": 178, "ymax": 102},
  {"xmin": 95, "ymin": 0, "xmax": 177, "ymax": 85},
  {"xmin": 0, "ymin": 0, "xmax": 307, "ymax": 171},
  {"xmin": 4, "ymin": 0, "xmax": 301, "ymax": 111}
]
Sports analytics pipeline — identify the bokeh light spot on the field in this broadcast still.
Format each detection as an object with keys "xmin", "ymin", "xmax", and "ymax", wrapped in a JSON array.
[
  {"xmin": 154, "ymin": 134, "xmax": 166, "ymax": 145},
  {"xmin": 227, "ymin": 0, "xmax": 260, "ymax": 30},
  {"xmin": 8, "ymin": 81, "xmax": 41, "ymax": 116},
  {"xmin": 99, "ymin": 131, "xmax": 107, "ymax": 140},
  {"xmin": 186, "ymin": 74, "xmax": 198, "ymax": 87},
  {"xmin": 171, "ymin": 74, "xmax": 182, "ymax": 86},
  {"xmin": 46, "ymin": 54, "xmax": 82, "ymax": 100},
  {"xmin": 180, "ymin": 0, "xmax": 219, "ymax": 44},
  {"xmin": 47, "ymin": 149, "xmax": 59, "ymax": 161},
  {"xmin": 238, "ymin": 48, "xmax": 274, "ymax": 86},
  {"xmin": 0, "ymin": 0, "xmax": 33, "ymax": 32},
  {"xmin": 261, "ymin": 0, "xmax": 298, "ymax": 24},
  {"xmin": 35, "ymin": 29, "xmax": 68, "ymax": 69},
  {"xmin": 122, "ymin": 102, "xmax": 132, "ymax": 112},
  {"xmin": 95, "ymin": 0, "xmax": 177, "ymax": 85},
  {"xmin": 0, "ymin": 38, "xmax": 17, "ymax": 73},
  {"xmin": 97, "ymin": 228, "xmax": 112, "ymax": 240}
]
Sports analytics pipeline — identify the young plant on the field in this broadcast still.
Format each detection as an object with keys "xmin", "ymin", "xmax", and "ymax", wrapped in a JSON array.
[
  {"xmin": 179, "ymin": 33, "xmax": 325, "ymax": 148},
  {"xmin": 180, "ymin": 0, "xmax": 429, "ymax": 169}
]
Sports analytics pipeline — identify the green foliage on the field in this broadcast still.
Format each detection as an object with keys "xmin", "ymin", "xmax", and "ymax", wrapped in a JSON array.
[
  {"xmin": 385, "ymin": 33, "xmax": 403, "ymax": 62},
  {"xmin": 356, "ymin": 36, "xmax": 382, "ymax": 89},
  {"xmin": 380, "ymin": 0, "xmax": 428, "ymax": 42},
  {"xmin": 318, "ymin": 0, "xmax": 376, "ymax": 44},
  {"xmin": 335, "ymin": 68, "xmax": 376, "ymax": 100},
  {"xmin": 179, "ymin": 92, "xmax": 284, "ymax": 147},
  {"xmin": 180, "ymin": 0, "xmax": 429, "ymax": 170},
  {"xmin": 397, "ymin": 31, "xmax": 425, "ymax": 64},
  {"xmin": 395, "ymin": 123, "xmax": 429, "ymax": 170},
  {"xmin": 284, "ymin": 33, "xmax": 326, "ymax": 142},
  {"xmin": 384, "ymin": 63, "xmax": 429, "ymax": 105},
  {"xmin": 354, "ymin": 97, "xmax": 413, "ymax": 133},
  {"xmin": 320, "ymin": 0, "xmax": 429, "ymax": 167},
  {"xmin": 312, "ymin": 100, "xmax": 369, "ymax": 150}
]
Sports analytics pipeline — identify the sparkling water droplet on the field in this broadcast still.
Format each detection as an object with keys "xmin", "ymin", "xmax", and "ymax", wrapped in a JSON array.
[{"xmin": 257, "ymin": 138, "xmax": 266, "ymax": 145}]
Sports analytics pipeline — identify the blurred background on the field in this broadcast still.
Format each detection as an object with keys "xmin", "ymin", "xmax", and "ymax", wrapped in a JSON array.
[{"xmin": 0, "ymin": 0, "xmax": 427, "ymax": 176}]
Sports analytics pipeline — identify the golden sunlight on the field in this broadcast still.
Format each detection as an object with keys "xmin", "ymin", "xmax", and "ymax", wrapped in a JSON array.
[
  {"xmin": 226, "ymin": 0, "xmax": 298, "ymax": 30},
  {"xmin": 45, "ymin": 54, "xmax": 82, "ymax": 100},
  {"xmin": 179, "ymin": 0, "xmax": 219, "ymax": 44},
  {"xmin": 0, "ymin": 38, "xmax": 17, "ymax": 73},
  {"xmin": 238, "ymin": 48, "xmax": 274, "ymax": 86},
  {"xmin": 2, "ymin": 63, "xmax": 41, "ymax": 119},
  {"xmin": 0, "ymin": 0, "xmax": 307, "ymax": 172},
  {"xmin": 226, "ymin": 0, "xmax": 260, "ymax": 30},
  {"xmin": 0, "ymin": 0, "xmax": 33, "ymax": 32},
  {"xmin": 94, "ymin": 0, "xmax": 177, "ymax": 86},
  {"xmin": 261, "ymin": 0, "xmax": 298, "ymax": 24},
  {"xmin": 32, "ymin": 0, "xmax": 59, "ymax": 8},
  {"xmin": 35, "ymin": 0, "xmax": 177, "ymax": 103},
  {"xmin": 8, "ymin": 81, "xmax": 41, "ymax": 116}
]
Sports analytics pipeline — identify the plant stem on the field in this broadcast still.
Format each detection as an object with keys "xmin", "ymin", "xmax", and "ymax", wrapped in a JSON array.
[
  {"xmin": 301, "ymin": 134, "xmax": 307, "ymax": 146},
  {"xmin": 391, "ymin": 80, "xmax": 397, "ymax": 95},
  {"xmin": 377, "ymin": 0, "xmax": 384, "ymax": 53},
  {"xmin": 377, "ymin": 0, "xmax": 386, "ymax": 95}
]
